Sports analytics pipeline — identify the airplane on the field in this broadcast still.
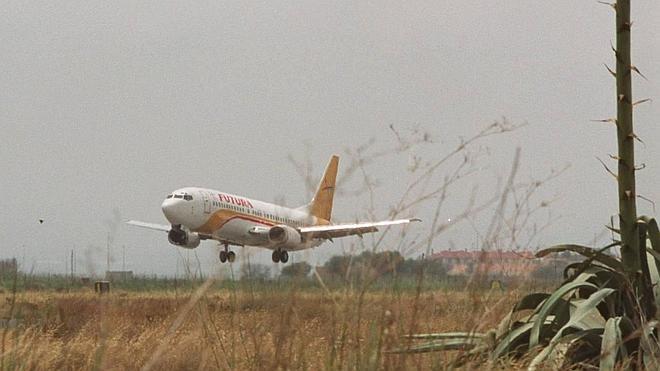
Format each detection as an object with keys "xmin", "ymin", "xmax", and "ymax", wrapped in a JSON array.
[{"xmin": 126, "ymin": 155, "xmax": 420, "ymax": 263}]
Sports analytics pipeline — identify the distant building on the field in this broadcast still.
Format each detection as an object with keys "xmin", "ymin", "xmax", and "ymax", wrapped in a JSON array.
[
  {"xmin": 429, "ymin": 249, "xmax": 540, "ymax": 278},
  {"xmin": 105, "ymin": 270, "xmax": 133, "ymax": 281}
]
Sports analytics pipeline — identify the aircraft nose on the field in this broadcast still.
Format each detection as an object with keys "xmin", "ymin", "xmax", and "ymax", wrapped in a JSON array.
[{"xmin": 161, "ymin": 198, "xmax": 182, "ymax": 224}]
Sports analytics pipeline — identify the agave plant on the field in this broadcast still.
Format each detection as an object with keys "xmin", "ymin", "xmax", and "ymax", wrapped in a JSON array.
[
  {"xmin": 391, "ymin": 230, "xmax": 660, "ymax": 368},
  {"xmin": 391, "ymin": 1, "xmax": 659, "ymax": 368}
]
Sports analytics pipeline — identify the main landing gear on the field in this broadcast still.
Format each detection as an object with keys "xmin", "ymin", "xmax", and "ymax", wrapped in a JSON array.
[
  {"xmin": 272, "ymin": 249, "xmax": 289, "ymax": 263},
  {"xmin": 219, "ymin": 244, "xmax": 236, "ymax": 263}
]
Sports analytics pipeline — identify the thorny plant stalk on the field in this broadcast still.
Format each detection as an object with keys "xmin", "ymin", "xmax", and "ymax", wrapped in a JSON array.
[{"xmin": 614, "ymin": 0, "xmax": 640, "ymax": 275}]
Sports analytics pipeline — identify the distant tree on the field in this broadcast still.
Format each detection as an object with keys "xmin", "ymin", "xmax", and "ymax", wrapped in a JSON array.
[
  {"xmin": 323, "ymin": 255, "xmax": 351, "ymax": 278},
  {"xmin": 241, "ymin": 263, "xmax": 271, "ymax": 281},
  {"xmin": 424, "ymin": 259, "xmax": 448, "ymax": 279},
  {"xmin": 281, "ymin": 262, "xmax": 312, "ymax": 279},
  {"xmin": 367, "ymin": 250, "xmax": 404, "ymax": 276},
  {"xmin": 398, "ymin": 257, "xmax": 447, "ymax": 279},
  {"xmin": 322, "ymin": 251, "xmax": 414, "ymax": 283},
  {"xmin": 0, "ymin": 258, "xmax": 18, "ymax": 279}
]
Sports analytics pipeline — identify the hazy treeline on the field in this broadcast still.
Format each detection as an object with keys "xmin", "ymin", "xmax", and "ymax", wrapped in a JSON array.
[{"xmin": 1, "ymin": 251, "xmax": 567, "ymax": 293}]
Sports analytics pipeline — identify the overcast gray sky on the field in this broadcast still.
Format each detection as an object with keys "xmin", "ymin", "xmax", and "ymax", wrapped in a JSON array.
[{"xmin": 1, "ymin": 1, "xmax": 658, "ymax": 276}]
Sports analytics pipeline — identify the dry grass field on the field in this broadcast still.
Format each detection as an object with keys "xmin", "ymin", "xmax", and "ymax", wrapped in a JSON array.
[{"xmin": 0, "ymin": 280, "xmax": 535, "ymax": 370}]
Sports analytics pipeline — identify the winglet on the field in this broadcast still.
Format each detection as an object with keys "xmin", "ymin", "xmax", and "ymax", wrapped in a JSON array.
[{"xmin": 307, "ymin": 155, "xmax": 339, "ymax": 222}]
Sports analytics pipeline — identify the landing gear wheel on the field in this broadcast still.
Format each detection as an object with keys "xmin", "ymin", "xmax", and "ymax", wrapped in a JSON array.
[
  {"xmin": 227, "ymin": 251, "xmax": 236, "ymax": 263},
  {"xmin": 280, "ymin": 250, "xmax": 289, "ymax": 263},
  {"xmin": 272, "ymin": 250, "xmax": 280, "ymax": 263},
  {"xmin": 219, "ymin": 250, "xmax": 228, "ymax": 263}
]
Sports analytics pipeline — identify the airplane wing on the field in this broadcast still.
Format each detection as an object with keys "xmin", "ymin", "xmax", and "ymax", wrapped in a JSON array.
[
  {"xmin": 125, "ymin": 220, "xmax": 216, "ymax": 241},
  {"xmin": 126, "ymin": 220, "xmax": 171, "ymax": 232},
  {"xmin": 299, "ymin": 218, "xmax": 420, "ymax": 239}
]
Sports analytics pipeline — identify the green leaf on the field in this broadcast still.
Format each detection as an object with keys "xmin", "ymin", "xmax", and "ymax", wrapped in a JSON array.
[
  {"xmin": 568, "ymin": 266, "xmax": 624, "ymax": 301},
  {"xmin": 514, "ymin": 293, "xmax": 551, "ymax": 312},
  {"xmin": 600, "ymin": 317, "xmax": 623, "ymax": 371},
  {"xmin": 491, "ymin": 322, "xmax": 535, "ymax": 359},
  {"xmin": 403, "ymin": 332, "xmax": 485, "ymax": 340},
  {"xmin": 638, "ymin": 217, "xmax": 660, "ymax": 252},
  {"xmin": 645, "ymin": 246, "xmax": 660, "ymax": 310},
  {"xmin": 536, "ymin": 244, "xmax": 623, "ymax": 272},
  {"xmin": 639, "ymin": 320, "xmax": 660, "ymax": 370},
  {"xmin": 492, "ymin": 315, "xmax": 573, "ymax": 361},
  {"xmin": 556, "ymin": 288, "xmax": 613, "ymax": 337},
  {"xmin": 496, "ymin": 293, "xmax": 551, "ymax": 337},
  {"xmin": 646, "ymin": 247, "xmax": 660, "ymax": 262},
  {"xmin": 530, "ymin": 288, "xmax": 614, "ymax": 368},
  {"xmin": 387, "ymin": 337, "xmax": 481, "ymax": 354},
  {"xmin": 528, "ymin": 329, "xmax": 602, "ymax": 371},
  {"xmin": 529, "ymin": 281, "xmax": 598, "ymax": 349},
  {"xmin": 563, "ymin": 262, "xmax": 586, "ymax": 280}
]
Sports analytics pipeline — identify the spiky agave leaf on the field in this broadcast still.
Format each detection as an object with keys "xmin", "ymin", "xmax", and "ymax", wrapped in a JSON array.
[
  {"xmin": 569, "ymin": 266, "xmax": 628, "ymax": 316},
  {"xmin": 496, "ymin": 293, "xmax": 551, "ymax": 337},
  {"xmin": 403, "ymin": 332, "xmax": 486, "ymax": 340},
  {"xmin": 640, "ymin": 217, "xmax": 660, "ymax": 268},
  {"xmin": 395, "ymin": 295, "xmax": 563, "ymax": 357},
  {"xmin": 387, "ymin": 336, "xmax": 483, "ymax": 354},
  {"xmin": 528, "ymin": 282, "xmax": 599, "ymax": 349},
  {"xmin": 569, "ymin": 265, "xmax": 609, "ymax": 285},
  {"xmin": 489, "ymin": 285, "xmax": 604, "ymax": 360},
  {"xmin": 527, "ymin": 288, "xmax": 615, "ymax": 369},
  {"xmin": 528, "ymin": 329, "xmax": 603, "ymax": 370},
  {"xmin": 491, "ymin": 322, "xmax": 535, "ymax": 360},
  {"xmin": 645, "ymin": 248, "xmax": 660, "ymax": 263},
  {"xmin": 642, "ymin": 223, "xmax": 660, "ymax": 309},
  {"xmin": 556, "ymin": 288, "xmax": 614, "ymax": 337},
  {"xmin": 640, "ymin": 320, "xmax": 660, "ymax": 370},
  {"xmin": 492, "ymin": 294, "xmax": 582, "ymax": 360},
  {"xmin": 513, "ymin": 293, "xmax": 552, "ymax": 312},
  {"xmin": 536, "ymin": 244, "xmax": 623, "ymax": 272},
  {"xmin": 600, "ymin": 317, "xmax": 626, "ymax": 371},
  {"xmin": 562, "ymin": 262, "xmax": 619, "ymax": 285},
  {"xmin": 644, "ymin": 246, "xmax": 660, "ymax": 299}
]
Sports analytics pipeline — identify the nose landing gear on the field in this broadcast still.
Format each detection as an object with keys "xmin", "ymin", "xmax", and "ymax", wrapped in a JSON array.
[
  {"xmin": 271, "ymin": 249, "xmax": 289, "ymax": 263},
  {"xmin": 219, "ymin": 244, "xmax": 236, "ymax": 263}
]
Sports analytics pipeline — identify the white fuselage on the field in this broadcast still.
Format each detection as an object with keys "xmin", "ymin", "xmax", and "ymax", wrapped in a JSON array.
[
  {"xmin": 161, "ymin": 187, "xmax": 324, "ymax": 250},
  {"xmin": 129, "ymin": 155, "xmax": 419, "ymax": 264}
]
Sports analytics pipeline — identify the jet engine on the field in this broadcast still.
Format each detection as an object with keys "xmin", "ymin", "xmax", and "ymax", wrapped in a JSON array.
[
  {"xmin": 168, "ymin": 226, "xmax": 200, "ymax": 249},
  {"xmin": 268, "ymin": 225, "xmax": 303, "ymax": 248}
]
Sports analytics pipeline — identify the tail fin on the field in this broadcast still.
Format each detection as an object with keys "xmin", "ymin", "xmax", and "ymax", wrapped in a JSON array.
[{"xmin": 306, "ymin": 155, "xmax": 339, "ymax": 222}]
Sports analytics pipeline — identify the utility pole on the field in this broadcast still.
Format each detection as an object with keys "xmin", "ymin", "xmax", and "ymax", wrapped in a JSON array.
[{"xmin": 106, "ymin": 232, "xmax": 111, "ymax": 276}]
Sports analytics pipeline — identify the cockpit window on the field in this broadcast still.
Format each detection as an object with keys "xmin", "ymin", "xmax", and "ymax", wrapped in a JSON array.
[
  {"xmin": 174, "ymin": 194, "xmax": 183, "ymax": 199},
  {"xmin": 183, "ymin": 195, "xmax": 193, "ymax": 201},
  {"xmin": 166, "ymin": 194, "xmax": 173, "ymax": 199}
]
